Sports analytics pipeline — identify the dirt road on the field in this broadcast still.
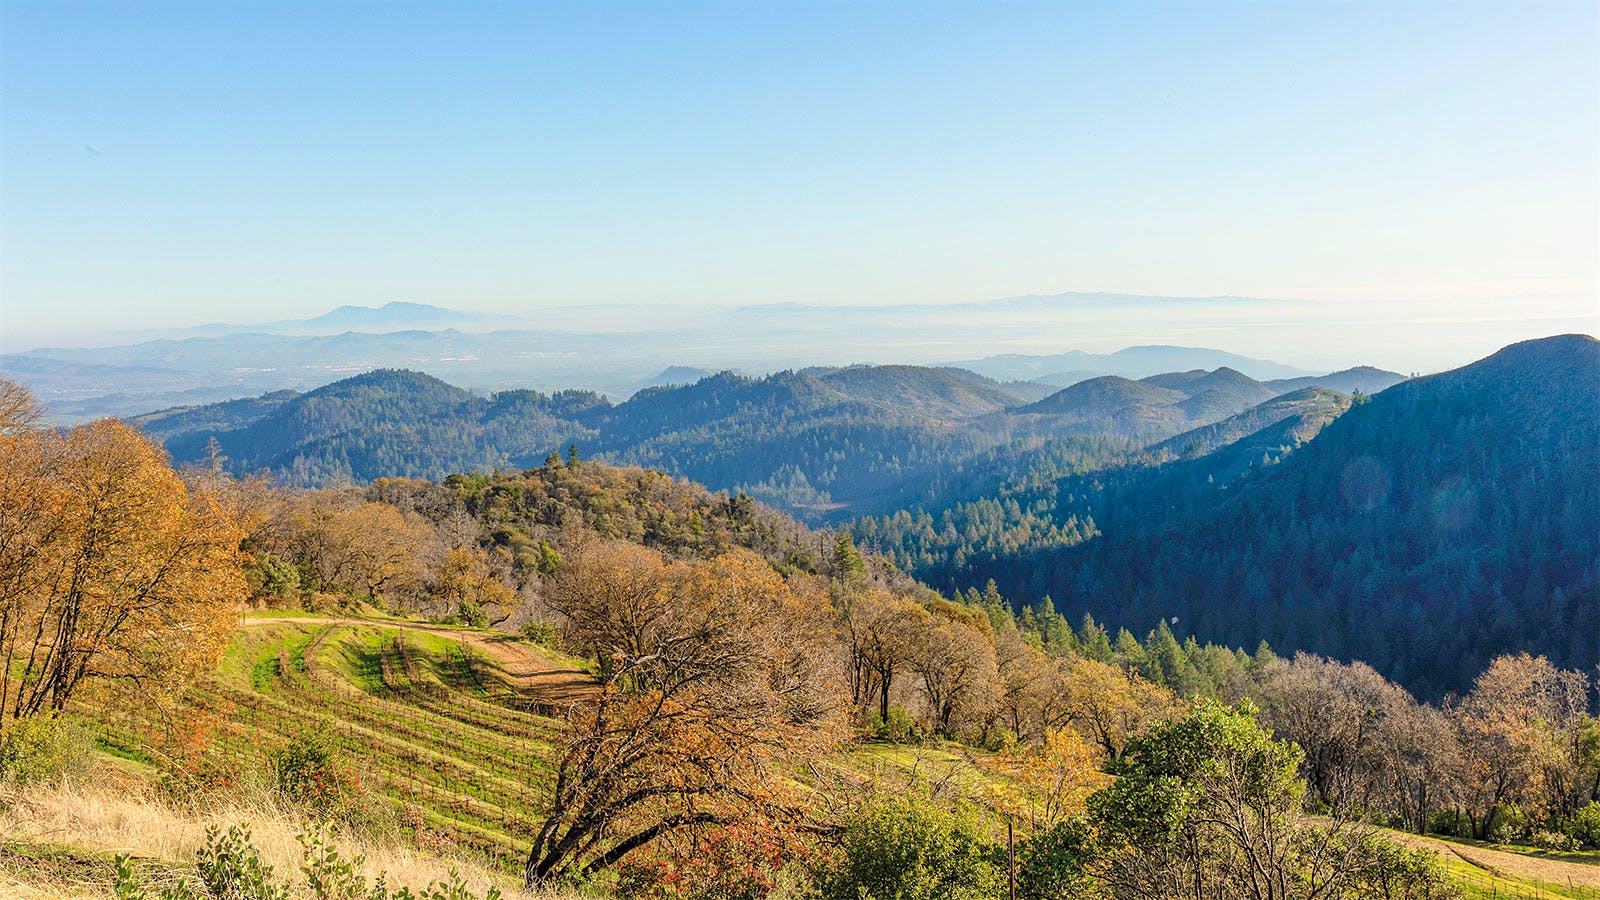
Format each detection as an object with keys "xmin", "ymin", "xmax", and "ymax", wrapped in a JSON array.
[{"xmin": 1379, "ymin": 828, "xmax": 1600, "ymax": 890}]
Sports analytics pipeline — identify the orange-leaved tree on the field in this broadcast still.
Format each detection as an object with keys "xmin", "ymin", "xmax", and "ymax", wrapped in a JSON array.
[
  {"xmin": 524, "ymin": 542, "xmax": 846, "ymax": 886},
  {"xmin": 0, "ymin": 397, "xmax": 245, "ymax": 733}
]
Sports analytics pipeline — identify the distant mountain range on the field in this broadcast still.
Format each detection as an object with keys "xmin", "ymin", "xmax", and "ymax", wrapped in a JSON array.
[
  {"xmin": 116, "ymin": 301, "xmax": 521, "ymax": 340},
  {"xmin": 131, "ymin": 356, "xmax": 1405, "ymax": 519},
  {"xmin": 3, "ymin": 293, "xmax": 1376, "ymax": 423},
  {"xmin": 948, "ymin": 345, "xmax": 1317, "ymax": 383}
]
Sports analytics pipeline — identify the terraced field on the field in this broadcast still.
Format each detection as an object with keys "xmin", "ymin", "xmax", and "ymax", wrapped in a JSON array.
[{"xmin": 76, "ymin": 616, "xmax": 591, "ymax": 873}]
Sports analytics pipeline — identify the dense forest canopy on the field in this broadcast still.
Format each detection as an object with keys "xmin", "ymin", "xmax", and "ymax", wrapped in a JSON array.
[{"xmin": 895, "ymin": 335, "xmax": 1600, "ymax": 699}]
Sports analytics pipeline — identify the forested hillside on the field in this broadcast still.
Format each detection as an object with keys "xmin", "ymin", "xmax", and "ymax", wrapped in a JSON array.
[
  {"xmin": 133, "ymin": 361, "xmax": 1393, "ymax": 521},
  {"xmin": 928, "ymin": 334, "xmax": 1600, "ymax": 698},
  {"xmin": 119, "ymin": 337, "xmax": 1595, "ymax": 701}
]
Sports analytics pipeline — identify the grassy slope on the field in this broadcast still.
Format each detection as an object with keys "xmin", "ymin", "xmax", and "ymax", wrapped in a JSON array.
[
  {"xmin": 39, "ymin": 614, "xmax": 1022, "ymax": 882},
  {"xmin": 73, "ymin": 619, "xmax": 563, "ymax": 874}
]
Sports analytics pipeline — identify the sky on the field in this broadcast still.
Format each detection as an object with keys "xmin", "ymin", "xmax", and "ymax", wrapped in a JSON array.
[{"xmin": 2, "ymin": 1, "xmax": 1596, "ymax": 369}]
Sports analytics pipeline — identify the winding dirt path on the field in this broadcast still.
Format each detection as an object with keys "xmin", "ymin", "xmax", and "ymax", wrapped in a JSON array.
[
  {"xmin": 1377, "ymin": 827, "xmax": 1600, "ymax": 890},
  {"xmin": 242, "ymin": 615, "xmax": 597, "ymax": 707}
]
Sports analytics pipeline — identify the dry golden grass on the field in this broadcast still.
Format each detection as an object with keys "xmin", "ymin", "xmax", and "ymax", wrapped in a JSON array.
[{"xmin": 0, "ymin": 779, "xmax": 584, "ymax": 900}]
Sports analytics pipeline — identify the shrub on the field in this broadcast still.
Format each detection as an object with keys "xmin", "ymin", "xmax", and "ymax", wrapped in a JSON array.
[
  {"xmin": 0, "ymin": 715, "xmax": 92, "ymax": 785},
  {"xmin": 521, "ymin": 620, "xmax": 560, "ymax": 647},
  {"xmin": 815, "ymin": 797, "xmax": 1003, "ymax": 900},
  {"xmin": 1485, "ymin": 803, "xmax": 1528, "ymax": 844},
  {"xmin": 1343, "ymin": 834, "xmax": 1460, "ymax": 900},
  {"xmin": 874, "ymin": 706, "xmax": 916, "ymax": 743},
  {"xmin": 252, "ymin": 552, "xmax": 303, "ymax": 602},
  {"xmin": 975, "ymin": 725, "xmax": 1017, "ymax": 753},
  {"xmin": 1571, "ymin": 801, "xmax": 1600, "ymax": 849},
  {"xmin": 113, "ymin": 824, "xmax": 291, "ymax": 900},
  {"xmin": 1528, "ymin": 829, "xmax": 1578, "ymax": 852},
  {"xmin": 270, "ymin": 732, "xmax": 361, "ymax": 815},
  {"xmin": 1017, "ymin": 817, "xmax": 1098, "ymax": 900},
  {"xmin": 1428, "ymin": 809, "xmax": 1469, "ymax": 838},
  {"xmin": 114, "ymin": 823, "xmax": 503, "ymax": 900},
  {"xmin": 454, "ymin": 598, "xmax": 487, "ymax": 628}
]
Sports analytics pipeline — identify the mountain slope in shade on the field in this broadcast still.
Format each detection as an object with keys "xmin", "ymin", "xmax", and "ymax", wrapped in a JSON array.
[
  {"xmin": 132, "ymin": 390, "xmax": 301, "ymax": 445},
  {"xmin": 998, "ymin": 334, "xmax": 1599, "ymax": 698},
  {"xmin": 1148, "ymin": 386, "xmax": 1352, "ymax": 462}
]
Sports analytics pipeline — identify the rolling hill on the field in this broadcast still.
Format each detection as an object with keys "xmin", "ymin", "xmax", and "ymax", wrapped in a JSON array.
[
  {"xmin": 131, "ymin": 356, "xmax": 1408, "ymax": 523},
  {"xmin": 1011, "ymin": 366, "xmax": 1313, "ymax": 441}
]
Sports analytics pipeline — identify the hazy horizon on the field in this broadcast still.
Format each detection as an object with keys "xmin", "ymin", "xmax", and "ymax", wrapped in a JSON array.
[{"xmin": 3, "ymin": 2, "xmax": 1596, "ymax": 374}]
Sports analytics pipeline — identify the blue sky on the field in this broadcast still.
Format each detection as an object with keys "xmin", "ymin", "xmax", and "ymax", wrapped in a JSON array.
[{"xmin": 2, "ymin": 1, "xmax": 1595, "ymax": 364}]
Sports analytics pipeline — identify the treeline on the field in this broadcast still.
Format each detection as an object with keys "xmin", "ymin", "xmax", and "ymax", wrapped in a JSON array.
[
  {"xmin": 155, "ymin": 370, "xmax": 606, "ymax": 487},
  {"xmin": 872, "ymin": 335, "xmax": 1600, "ymax": 700},
  {"xmin": 141, "ymin": 367, "xmax": 1025, "ymax": 515},
  {"xmin": 214, "ymin": 450, "xmax": 836, "ymax": 629}
]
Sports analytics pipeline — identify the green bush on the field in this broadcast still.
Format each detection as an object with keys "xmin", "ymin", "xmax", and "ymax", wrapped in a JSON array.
[
  {"xmin": 1528, "ymin": 829, "xmax": 1578, "ymax": 852},
  {"xmin": 0, "ymin": 715, "xmax": 92, "ymax": 785},
  {"xmin": 269, "ymin": 732, "xmax": 360, "ymax": 815},
  {"xmin": 1343, "ymin": 834, "xmax": 1460, "ymax": 900},
  {"xmin": 521, "ymin": 619, "xmax": 560, "ymax": 647},
  {"xmin": 1485, "ymin": 803, "xmax": 1529, "ymax": 844},
  {"xmin": 252, "ymin": 552, "xmax": 303, "ymax": 602},
  {"xmin": 1571, "ymin": 801, "xmax": 1600, "ymax": 849},
  {"xmin": 815, "ymin": 797, "xmax": 1003, "ymax": 900},
  {"xmin": 454, "ymin": 598, "xmax": 487, "ymax": 628},
  {"xmin": 871, "ymin": 706, "xmax": 916, "ymax": 743},
  {"xmin": 974, "ymin": 725, "xmax": 1017, "ymax": 753},
  {"xmin": 1017, "ymin": 817, "xmax": 1098, "ymax": 900}
]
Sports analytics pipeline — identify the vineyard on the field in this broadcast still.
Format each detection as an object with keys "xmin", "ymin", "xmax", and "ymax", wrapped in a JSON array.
[{"xmin": 76, "ymin": 616, "xmax": 576, "ymax": 874}]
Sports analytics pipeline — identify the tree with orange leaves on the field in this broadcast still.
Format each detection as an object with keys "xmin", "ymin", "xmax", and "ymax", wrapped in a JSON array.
[
  {"xmin": 1453, "ymin": 653, "xmax": 1589, "ymax": 838},
  {"xmin": 1060, "ymin": 657, "xmax": 1181, "ymax": 761},
  {"xmin": 524, "ymin": 543, "xmax": 846, "ymax": 886},
  {"xmin": 1001, "ymin": 727, "xmax": 1110, "ymax": 830},
  {"xmin": 0, "ymin": 400, "xmax": 245, "ymax": 733}
]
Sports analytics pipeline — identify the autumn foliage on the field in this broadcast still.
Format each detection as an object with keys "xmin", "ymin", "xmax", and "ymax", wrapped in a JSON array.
[
  {"xmin": 0, "ymin": 393, "xmax": 245, "ymax": 733},
  {"xmin": 523, "ymin": 542, "xmax": 848, "ymax": 885}
]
